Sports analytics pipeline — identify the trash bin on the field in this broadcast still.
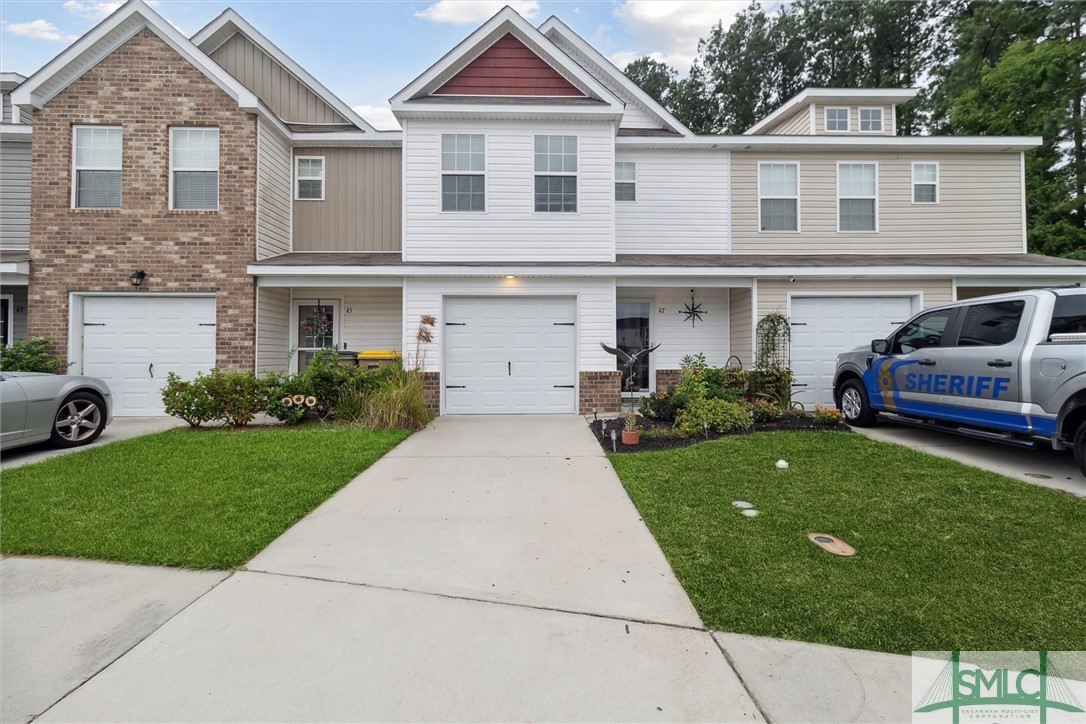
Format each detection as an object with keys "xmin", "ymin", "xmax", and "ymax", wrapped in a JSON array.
[
  {"xmin": 337, "ymin": 350, "xmax": 360, "ymax": 367},
  {"xmin": 357, "ymin": 350, "xmax": 402, "ymax": 369}
]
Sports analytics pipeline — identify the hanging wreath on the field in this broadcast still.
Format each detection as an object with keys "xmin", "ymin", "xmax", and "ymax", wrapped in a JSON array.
[{"xmin": 302, "ymin": 307, "xmax": 333, "ymax": 339}]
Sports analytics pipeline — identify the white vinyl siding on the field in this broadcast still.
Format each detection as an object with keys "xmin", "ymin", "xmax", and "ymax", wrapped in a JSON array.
[
  {"xmin": 618, "ymin": 287, "xmax": 731, "ymax": 372},
  {"xmin": 256, "ymin": 287, "xmax": 291, "ymax": 373},
  {"xmin": 256, "ymin": 118, "xmax": 291, "ymax": 259},
  {"xmin": 912, "ymin": 162, "xmax": 939, "ymax": 204},
  {"xmin": 72, "ymin": 126, "xmax": 121, "ymax": 209},
  {"xmin": 615, "ymin": 149, "xmax": 729, "ymax": 255},
  {"xmin": 403, "ymin": 119, "xmax": 614, "ymax": 262},
  {"xmin": 758, "ymin": 162, "xmax": 799, "ymax": 232},
  {"xmin": 615, "ymin": 161, "xmax": 636, "ymax": 201},
  {"xmin": 730, "ymin": 151, "xmax": 1024, "ymax": 254},
  {"xmin": 170, "ymin": 127, "xmax": 219, "ymax": 210},
  {"xmin": 837, "ymin": 162, "xmax": 878, "ymax": 232},
  {"xmin": 441, "ymin": 134, "xmax": 485, "ymax": 212},
  {"xmin": 859, "ymin": 107, "xmax": 884, "ymax": 133},
  {"xmin": 824, "ymin": 107, "xmax": 849, "ymax": 132},
  {"xmin": 402, "ymin": 276, "xmax": 615, "ymax": 373},
  {"xmin": 292, "ymin": 287, "xmax": 402, "ymax": 353},
  {"xmin": 295, "ymin": 156, "xmax": 325, "ymax": 201}
]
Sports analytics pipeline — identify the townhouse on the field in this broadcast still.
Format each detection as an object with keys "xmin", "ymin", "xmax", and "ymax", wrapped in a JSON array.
[{"xmin": 4, "ymin": 1, "xmax": 1083, "ymax": 416}]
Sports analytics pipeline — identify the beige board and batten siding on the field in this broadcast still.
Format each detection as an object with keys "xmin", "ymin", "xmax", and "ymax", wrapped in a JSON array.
[
  {"xmin": 403, "ymin": 277, "xmax": 616, "ymax": 372},
  {"xmin": 293, "ymin": 287, "xmax": 402, "ymax": 352},
  {"xmin": 210, "ymin": 33, "xmax": 348, "ymax": 124},
  {"xmin": 403, "ymin": 119, "xmax": 615, "ymax": 262},
  {"xmin": 256, "ymin": 287, "xmax": 290, "ymax": 373},
  {"xmin": 615, "ymin": 149, "xmax": 729, "ymax": 254},
  {"xmin": 731, "ymin": 151, "xmax": 1024, "ymax": 254},
  {"xmin": 813, "ymin": 104, "xmax": 894, "ymax": 135},
  {"xmin": 729, "ymin": 288, "xmax": 753, "ymax": 366},
  {"xmin": 292, "ymin": 147, "xmax": 402, "ymax": 252},
  {"xmin": 256, "ymin": 118, "xmax": 291, "ymax": 259},
  {"xmin": 757, "ymin": 278, "xmax": 954, "ymax": 320}
]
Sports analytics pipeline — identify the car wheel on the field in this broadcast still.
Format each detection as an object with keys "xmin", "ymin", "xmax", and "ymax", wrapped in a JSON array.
[
  {"xmin": 1073, "ymin": 419, "xmax": 1086, "ymax": 478},
  {"xmin": 50, "ymin": 391, "xmax": 107, "ymax": 448},
  {"xmin": 838, "ymin": 379, "xmax": 876, "ymax": 427}
]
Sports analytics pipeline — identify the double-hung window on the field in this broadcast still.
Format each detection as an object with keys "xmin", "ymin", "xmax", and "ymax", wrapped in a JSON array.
[
  {"xmin": 859, "ymin": 107, "xmax": 884, "ymax": 132},
  {"xmin": 170, "ymin": 127, "xmax": 219, "ymax": 210},
  {"xmin": 758, "ymin": 162, "xmax": 799, "ymax": 232},
  {"xmin": 912, "ymin": 162, "xmax": 938, "ymax": 204},
  {"xmin": 615, "ymin": 161, "xmax": 636, "ymax": 201},
  {"xmin": 73, "ymin": 126, "xmax": 122, "ymax": 209},
  {"xmin": 837, "ymin": 162, "xmax": 877, "ymax": 232},
  {"xmin": 534, "ymin": 135, "xmax": 577, "ymax": 212},
  {"xmin": 825, "ymin": 107, "xmax": 849, "ymax": 132},
  {"xmin": 296, "ymin": 157, "xmax": 325, "ymax": 201},
  {"xmin": 441, "ymin": 134, "xmax": 485, "ymax": 212}
]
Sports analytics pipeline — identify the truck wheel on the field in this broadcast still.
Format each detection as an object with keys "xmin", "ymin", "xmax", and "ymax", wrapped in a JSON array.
[
  {"xmin": 1073, "ymin": 420, "xmax": 1086, "ymax": 478},
  {"xmin": 838, "ymin": 379, "xmax": 876, "ymax": 427}
]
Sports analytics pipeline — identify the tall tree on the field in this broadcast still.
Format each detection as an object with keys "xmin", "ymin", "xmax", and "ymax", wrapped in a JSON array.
[{"xmin": 622, "ymin": 57, "xmax": 677, "ymax": 106}]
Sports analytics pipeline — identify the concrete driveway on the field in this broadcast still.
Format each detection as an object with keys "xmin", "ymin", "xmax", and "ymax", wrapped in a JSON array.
[
  {"xmin": 0, "ymin": 417, "xmax": 185, "ymax": 470},
  {"xmin": 852, "ymin": 422, "xmax": 1084, "ymax": 497},
  {"xmin": 27, "ymin": 416, "xmax": 764, "ymax": 722}
]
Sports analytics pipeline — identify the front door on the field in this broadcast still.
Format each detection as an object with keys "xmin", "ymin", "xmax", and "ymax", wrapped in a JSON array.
[
  {"xmin": 616, "ymin": 300, "xmax": 651, "ymax": 392},
  {"xmin": 294, "ymin": 300, "xmax": 339, "ymax": 372}
]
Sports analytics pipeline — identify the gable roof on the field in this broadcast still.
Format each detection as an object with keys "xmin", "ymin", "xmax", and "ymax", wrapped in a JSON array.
[
  {"xmin": 10, "ymin": 0, "xmax": 260, "ymax": 120},
  {"xmin": 433, "ymin": 34, "xmax": 583, "ymax": 97},
  {"xmin": 191, "ymin": 8, "xmax": 377, "ymax": 133},
  {"xmin": 744, "ymin": 87, "xmax": 919, "ymax": 135},
  {"xmin": 538, "ymin": 16, "xmax": 690, "ymax": 137},
  {"xmin": 390, "ymin": 5, "xmax": 622, "ymax": 115}
]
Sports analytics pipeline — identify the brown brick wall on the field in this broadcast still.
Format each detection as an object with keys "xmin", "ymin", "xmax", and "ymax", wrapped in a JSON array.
[
  {"xmin": 579, "ymin": 370, "xmax": 622, "ymax": 414},
  {"xmin": 421, "ymin": 371, "xmax": 441, "ymax": 413},
  {"xmin": 28, "ymin": 28, "xmax": 257, "ymax": 371},
  {"xmin": 656, "ymin": 369, "xmax": 681, "ymax": 391}
]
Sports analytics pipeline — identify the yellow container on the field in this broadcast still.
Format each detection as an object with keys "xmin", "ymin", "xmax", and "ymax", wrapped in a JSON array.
[{"xmin": 357, "ymin": 350, "xmax": 402, "ymax": 369}]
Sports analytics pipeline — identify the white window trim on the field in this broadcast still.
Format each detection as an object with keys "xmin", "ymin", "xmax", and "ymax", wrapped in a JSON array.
[
  {"xmin": 439, "ymin": 134, "xmax": 487, "ymax": 213},
  {"xmin": 911, "ymin": 161, "xmax": 940, "ymax": 205},
  {"xmin": 169, "ymin": 126, "xmax": 219, "ymax": 211},
  {"xmin": 533, "ymin": 134, "xmax": 579, "ymax": 214},
  {"xmin": 858, "ymin": 107, "xmax": 885, "ymax": 134},
  {"xmin": 0, "ymin": 293, "xmax": 13, "ymax": 347},
  {"xmin": 294, "ymin": 155, "xmax": 326, "ymax": 201},
  {"xmin": 71, "ymin": 125, "xmax": 122, "ymax": 209},
  {"xmin": 836, "ymin": 161, "xmax": 879, "ymax": 233},
  {"xmin": 824, "ymin": 106, "xmax": 850, "ymax": 133},
  {"xmin": 757, "ymin": 161, "xmax": 801, "ymax": 233},
  {"xmin": 615, "ymin": 161, "xmax": 636, "ymax": 203}
]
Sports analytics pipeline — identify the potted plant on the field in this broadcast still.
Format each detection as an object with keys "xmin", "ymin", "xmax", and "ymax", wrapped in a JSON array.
[{"xmin": 621, "ymin": 409, "xmax": 641, "ymax": 445}]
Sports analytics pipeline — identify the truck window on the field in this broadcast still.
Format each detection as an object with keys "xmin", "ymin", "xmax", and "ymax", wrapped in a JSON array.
[
  {"xmin": 1049, "ymin": 294, "xmax": 1086, "ymax": 336},
  {"xmin": 956, "ymin": 300, "xmax": 1025, "ymax": 347},
  {"xmin": 892, "ymin": 309, "xmax": 953, "ymax": 354}
]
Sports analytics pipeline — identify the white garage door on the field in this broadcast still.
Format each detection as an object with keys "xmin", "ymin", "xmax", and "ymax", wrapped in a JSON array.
[
  {"xmin": 81, "ymin": 296, "xmax": 216, "ymax": 416},
  {"xmin": 790, "ymin": 296, "xmax": 916, "ymax": 407},
  {"xmin": 444, "ymin": 297, "xmax": 576, "ymax": 414}
]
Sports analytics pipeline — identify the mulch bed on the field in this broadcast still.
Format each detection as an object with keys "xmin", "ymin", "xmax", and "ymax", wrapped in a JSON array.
[{"xmin": 589, "ymin": 414, "xmax": 851, "ymax": 453}]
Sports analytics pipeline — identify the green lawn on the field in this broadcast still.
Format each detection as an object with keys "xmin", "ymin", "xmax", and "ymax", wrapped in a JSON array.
[
  {"xmin": 1, "ymin": 426, "xmax": 409, "ymax": 569},
  {"xmin": 610, "ymin": 431, "xmax": 1086, "ymax": 656}
]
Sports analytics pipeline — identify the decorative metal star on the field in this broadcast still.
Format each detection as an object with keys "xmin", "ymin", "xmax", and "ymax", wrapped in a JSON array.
[{"xmin": 680, "ymin": 290, "xmax": 707, "ymax": 327}]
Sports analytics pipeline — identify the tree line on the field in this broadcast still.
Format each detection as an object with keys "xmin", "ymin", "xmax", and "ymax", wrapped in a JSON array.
[{"xmin": 624, "ymin": 0, "xmax": 1085, "ymax": 260}]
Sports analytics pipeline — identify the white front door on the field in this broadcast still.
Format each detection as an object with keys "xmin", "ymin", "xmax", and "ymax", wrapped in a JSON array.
[
  {"xmin": 444, "ymin": 297, "xmax": 577, "ymax": 414},
  {"xmin": 790, "ymin": 295, "xmax": 916, "ymax": 407},
  {"xmin": 81, "ymin": 295, "xmax": 216, "ymax": 416}
]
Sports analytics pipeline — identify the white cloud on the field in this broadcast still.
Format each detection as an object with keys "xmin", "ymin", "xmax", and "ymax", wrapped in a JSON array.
[
  {"xmin": 611, "ymin": 0, "xmax": 749, "ymax": 73},
  {"xmin": 62, "ymin": 1, "xmax": 125, "ymax": 20},
  {"xmin": 352, "ymin": 104, "xmax": 401, "ymax": 131},
  {"xmin": 415, "ymin": 0, "xmax": 539, "ymax": 25},
  {"xmin": 3, "ymin": 19, "xmax": 78, "ymax": 42}
]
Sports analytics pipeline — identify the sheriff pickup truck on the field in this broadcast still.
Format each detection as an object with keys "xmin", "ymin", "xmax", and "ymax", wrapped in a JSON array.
[{"xmin": 832, "ymin": 287, "xmax": 1086, "ymax": 476}]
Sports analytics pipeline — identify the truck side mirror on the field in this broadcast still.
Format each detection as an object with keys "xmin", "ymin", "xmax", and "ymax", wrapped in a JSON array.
[{"xmin": 871, "ymin": 339, "xmax": 890, "ymax": 354}]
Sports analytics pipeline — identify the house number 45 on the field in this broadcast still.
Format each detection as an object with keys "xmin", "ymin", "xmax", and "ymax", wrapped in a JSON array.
[{"xmin": 345, "ymin": 307, "xmax": 353, "ymax": 314}]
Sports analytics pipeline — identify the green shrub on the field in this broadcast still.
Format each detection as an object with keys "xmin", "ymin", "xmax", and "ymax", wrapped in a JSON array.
[
  {"xmin": 675, "ymin": 398, "xmax": 753, "ymax": 436},
  {"xmin": 161, "ymin": 372, "xmax": 221, "ymax": 427},
  {"xmin": 0, "ymin": 338, "xmax": 69, "ymax": 374},
  {"xmin": 749, "ymin": 368, "xmax": 794, "ymax": 406},
  {"xmin": 335, "ymin": 388, "xmax": 370, "ymax": 425},
  {"xmin": 262, "ymin": 371, "xmax": 312, "ymax": 425},
  {"xmin": 639, "ymin": 426, "xmax": 688, "ymax": 440},
  {"xmin": 639, "ymin": 389, "xmax": 678, "ymax": 422},
  {"xmin": 201, "ymin": 369, "xmax": 264, "ymax": 427},
  {"xmin": 365, "ymin": 368, "xmax": 431, "ymax": 430},
  {"xmin": 749, "ymin": 397, "xmax": 784, "ymax": 423}
]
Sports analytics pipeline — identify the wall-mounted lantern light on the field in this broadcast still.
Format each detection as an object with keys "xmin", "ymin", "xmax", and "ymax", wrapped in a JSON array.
[{"xmin": 129, "ymin": 270, "xmax": 147, "ymax": 287}]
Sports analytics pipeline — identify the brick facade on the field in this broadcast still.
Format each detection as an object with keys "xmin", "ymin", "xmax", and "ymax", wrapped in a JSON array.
[
  {"xmin": 28, "ymin": 28, "xmax": 257, "ymax": 371},
  {"xmin": 421, "ymin": 371, "xmax": 441, "ymax": 413},
  {"xmin": 656, "ymin": 369, "xmax": 681, "ymax": 391},
  {"xmin": 579, "ymin": 370, "xmax": 622, "ymax": 414}
]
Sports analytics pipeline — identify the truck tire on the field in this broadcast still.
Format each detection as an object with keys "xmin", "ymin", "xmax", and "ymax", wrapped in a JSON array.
[
  {"xmin": 838, "ymin": 379, "xmax": 877, "ymax": 427},
  {"xmin": 1074, "ymin": 420, "xmax": 1086, "ymax": 478}
]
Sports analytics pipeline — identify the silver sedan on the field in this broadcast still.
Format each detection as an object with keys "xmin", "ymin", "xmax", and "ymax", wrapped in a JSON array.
[{"xmin": 0, "ymin": 372, "xmax": 113, "ymax": 451}]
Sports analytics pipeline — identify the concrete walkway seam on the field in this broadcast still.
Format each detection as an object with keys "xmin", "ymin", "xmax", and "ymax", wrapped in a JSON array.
[{"xmin": 712, "ymin": 632, "xmax": 776, "ymax": 724}]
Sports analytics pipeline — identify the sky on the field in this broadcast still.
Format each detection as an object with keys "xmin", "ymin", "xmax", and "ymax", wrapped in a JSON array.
[{"xmin": 0, "ymin": 0, "xmax": 752, "ymax": 129}]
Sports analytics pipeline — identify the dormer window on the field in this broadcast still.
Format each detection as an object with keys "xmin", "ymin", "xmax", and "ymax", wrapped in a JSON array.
[
  {"xmin": 825, "ymin": 107, "xmax": 849, "ymax": 132},
  {"xmin": 859, "ymin": 107, "xmax": 884, "ymax": 132}
]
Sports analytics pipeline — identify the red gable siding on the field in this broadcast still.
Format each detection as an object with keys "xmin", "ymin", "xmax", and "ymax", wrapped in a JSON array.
[{"xmin": 433, "ymin": 34, "xmax": 583, "ymax": 97}]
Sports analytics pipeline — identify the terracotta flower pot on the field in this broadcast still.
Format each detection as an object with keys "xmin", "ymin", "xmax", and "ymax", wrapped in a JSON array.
[{"xmin": 621, "ymin": 429, "xmax": 640, "ymax": 445}]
